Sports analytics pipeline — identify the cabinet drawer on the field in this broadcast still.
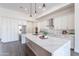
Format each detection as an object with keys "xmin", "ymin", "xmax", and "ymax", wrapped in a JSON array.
[{"xmin": 27, "ymin": 40, "xmax": 51, "ymax": 56}]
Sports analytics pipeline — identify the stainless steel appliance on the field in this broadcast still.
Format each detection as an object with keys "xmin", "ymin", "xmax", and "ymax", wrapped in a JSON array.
[{"xmin": 18, "ymin": 25, "xmax": 26, "ymax": 44}]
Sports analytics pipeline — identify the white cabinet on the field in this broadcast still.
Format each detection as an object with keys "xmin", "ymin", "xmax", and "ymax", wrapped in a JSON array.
[
  {"xmin": 21, "ymin": 34, "xmax": 26, "ymax": 44},
  {"xmin": 38, "ymin": 4, "xmax": 74, "ymax": 30}
]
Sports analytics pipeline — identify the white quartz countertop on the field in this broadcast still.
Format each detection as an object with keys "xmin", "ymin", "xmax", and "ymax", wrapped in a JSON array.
[{"xmin": 26, "ymin": 34, "xmax": 71, "ymax": 54}]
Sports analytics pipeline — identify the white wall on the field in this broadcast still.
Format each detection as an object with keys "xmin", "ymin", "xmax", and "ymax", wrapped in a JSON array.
[
  {"xmin": 0, "ymin": 17, "xmax": 1, "ymax": 39},
  {"xmin": 0, "ymin": 16, "xmax": 27, "ymax": 42},
  {"xmin": 0, "ymin": 7, "xmax": 35, "ymax": 42},
  {"xmin": 75, "ymin": 3, "xmax": 79, "ymax": 53},
  {"xmin": 0, "ymin": 7, "xmax": 35, "ymax": 21},
  {"xmin": 38, "ymin": 5, "xmax": 74, "ymax": 31},
  {"xmin": 27, "ymin": 21, "xmax": 35, "ymax": 33}
]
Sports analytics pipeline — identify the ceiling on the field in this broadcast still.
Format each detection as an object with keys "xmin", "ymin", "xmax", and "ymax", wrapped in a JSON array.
[{"xmin": 0, "ymin": 3, "xmax": 64, "ymax": 17}]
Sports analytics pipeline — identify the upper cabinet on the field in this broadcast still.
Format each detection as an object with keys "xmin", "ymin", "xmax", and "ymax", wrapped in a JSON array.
[{"xmin": 37, "ymin": 4, "xmax": 74, "ymax": 30}]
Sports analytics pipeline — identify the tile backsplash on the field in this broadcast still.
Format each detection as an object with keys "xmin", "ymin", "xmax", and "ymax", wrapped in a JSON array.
[{"xmin": 40, "ymin": 28, "xmax": 74, "ymax": 36}]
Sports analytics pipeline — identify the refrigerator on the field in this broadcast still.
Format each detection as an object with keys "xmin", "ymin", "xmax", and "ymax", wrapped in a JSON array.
[{"xmin": 18, "ymin": 25, "xmax": 26, "ymax": 44}]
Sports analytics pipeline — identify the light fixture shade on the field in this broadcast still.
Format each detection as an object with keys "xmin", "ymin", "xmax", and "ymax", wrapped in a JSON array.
[
  {"xmin": 43, "ymin": 3, "xmax": 46, "ymax": 7},
  {"xmin": 35, "ymin": 10, "xmax": 37, "ymax": 13},
  {"xmin": 35, "ymin": 3, "xmax": 37, "ymax": 13},
  {"xmin": 42, "ymin": 3, "xmax": 46, "ymax": 10}
]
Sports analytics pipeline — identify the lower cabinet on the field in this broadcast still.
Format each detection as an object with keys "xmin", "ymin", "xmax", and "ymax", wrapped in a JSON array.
[
  {"xmin": 27, "ymin": 40, "xmax": 51, "ymax": 56},
  {"xmin": 26, "ymin": 38, "xmax": 71, "ymax": 56}
]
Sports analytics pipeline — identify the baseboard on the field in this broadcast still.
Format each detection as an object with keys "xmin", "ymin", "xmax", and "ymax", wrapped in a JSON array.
[{"xmin": 1, "ymin": 40, "xmax": 19, "ymax": 43}]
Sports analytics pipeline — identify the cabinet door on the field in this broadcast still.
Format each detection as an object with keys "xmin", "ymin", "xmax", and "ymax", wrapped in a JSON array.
[{"xmin": 27, "ymin": 40, "xmax": 51, "ymax": 56}]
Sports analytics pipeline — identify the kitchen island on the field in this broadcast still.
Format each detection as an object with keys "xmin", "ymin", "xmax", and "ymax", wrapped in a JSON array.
[{"xmin": 26, "ymin": 34, "xmax": 71, "ymax": 56}]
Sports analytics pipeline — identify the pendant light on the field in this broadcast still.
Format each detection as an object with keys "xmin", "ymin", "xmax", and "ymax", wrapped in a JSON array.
[
  {"xmin": 34, "ymin": 3, "xmax": 37, "ymax": 16},
  {"xmin": 30, "ymin": 3, "xmax": 32, "ymax": 17},
  {"xmin": 42, "ymin": 3, "xmax": 46, "ymax": 10},
  {"xmin": 20, "ymin": 3, "xmax": 46, "ymax": 17},
  {"xmin": 35, "ymin": 3, "xmax": 37, "ymax": 13}
]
